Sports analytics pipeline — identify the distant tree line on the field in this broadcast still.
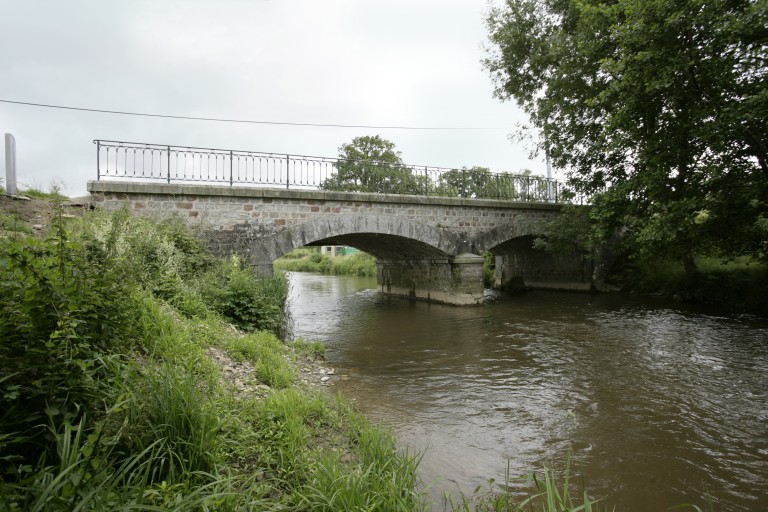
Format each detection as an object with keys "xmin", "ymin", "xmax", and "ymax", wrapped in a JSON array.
[{"xmin": 319, "ymin": 135, "xmax": 556, "ymax": 201}]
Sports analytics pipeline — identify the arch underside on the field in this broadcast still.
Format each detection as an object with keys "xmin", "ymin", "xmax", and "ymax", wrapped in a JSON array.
[
  {"xmin": 307, "ymin": 233, "xmax": 450, "ymax": 260},
  {"xmin": 257, "ymin": 213, "xmax": 461, "ymax": 262}
]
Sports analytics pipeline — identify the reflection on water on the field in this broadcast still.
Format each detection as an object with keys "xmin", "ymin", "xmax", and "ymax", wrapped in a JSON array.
[{"xmin": 287, "ymin": 272, "xmax": 768, "ymax": 511}]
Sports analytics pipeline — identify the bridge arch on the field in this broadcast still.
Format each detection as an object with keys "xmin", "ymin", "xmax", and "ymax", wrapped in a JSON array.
[
  {"xmin": 251, "ymin": 213, "xmax": 462, "ymax": 264},
  {"xmin": 472, "ymin": 222, "xmax": 545, "ymax": 255},
  {"xmin": 473, "ymin": 222, "xmax": 591, "ymax": 291},
  {"xmin": 246, "ymin": 214, "xmax": 483, "ymax": 305}
]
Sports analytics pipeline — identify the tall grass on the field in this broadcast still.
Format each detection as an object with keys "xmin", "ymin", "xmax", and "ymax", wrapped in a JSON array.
[{"xmin": 17, "ymin": 182, "xmax": 69, "ymax": 201}]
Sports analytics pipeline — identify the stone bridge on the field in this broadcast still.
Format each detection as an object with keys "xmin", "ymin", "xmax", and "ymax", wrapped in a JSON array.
[{"xmin": 87, "ymin": 181, "xmax": 593, "ymax": 305}]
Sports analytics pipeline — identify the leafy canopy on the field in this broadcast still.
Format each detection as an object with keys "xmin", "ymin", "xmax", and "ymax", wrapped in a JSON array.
[
  {"xmin": 485, "ymin": 0, "xmax": 768, "ymax": 267},
  {"xmin": 320, "ymin": 135, "xmax": 429, "ymax": 194}
]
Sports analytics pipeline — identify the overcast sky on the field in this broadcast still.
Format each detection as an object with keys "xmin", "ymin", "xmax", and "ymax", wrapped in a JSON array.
[{"xmin": 1, "ymin": 0, "xmax": 546, "ymax": 197}]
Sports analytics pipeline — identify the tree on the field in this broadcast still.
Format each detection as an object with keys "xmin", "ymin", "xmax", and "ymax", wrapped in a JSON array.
[
  {"xmin": 485, "ymin": 0, "xmax": 768, "ymax": 272},
  {"xmin": 436, "ymin": 167, "xmax": 556, "ymax": 200},
  {"xmin": 436, "ymin": 166, "xmax": 495, "ymax": 198},
  {"xmin": 320, "ymin": 135, "xmax": 430, "ymax": 194}
]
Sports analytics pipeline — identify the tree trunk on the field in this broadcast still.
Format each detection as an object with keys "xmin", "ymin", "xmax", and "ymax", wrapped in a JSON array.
[{"xmin": 682, "ymin": 252, "xmax": 698, "ymax": 280}]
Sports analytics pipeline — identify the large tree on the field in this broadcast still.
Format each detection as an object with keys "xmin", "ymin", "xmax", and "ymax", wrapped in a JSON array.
[
  {"xmin": 485, "ymin": 0, "xmax": 768, "ymax": 271},
  {"xmin": 320, "ymin": 135, "xmax": 429, "ymax": 194}
]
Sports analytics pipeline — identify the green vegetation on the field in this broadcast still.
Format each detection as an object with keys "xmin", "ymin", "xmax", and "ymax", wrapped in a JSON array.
[
  {"xmin": 318, "ymin": 135, "xmax": 552, "ymax": 200},
  {"xmin": 483, "ymin": 251, "xmax": 496, "ymax": 288},
  {"xmin": 18, "ymin": 186, "xmax": 69, "ymax": 202},
  {"xmin": 275, "ymin": 247, "xmax": 377, "ymax": 278},
  {"xmin": 0, "ymin": 207, "xmax": 427, "ymax": 510},
  {"xmin": 320, "ymin": 135, "xmax": 431, "ymax": 195},
  {"xmin": 612, "ymin": 255, "xmax": 768, "ymax": 310},
  {"xmin": 532, "ymin": 204, "xmax": 768, "ymax": 310},
  {"xmin": 0, "ymin": 211, "xmax": 32, "ymax": 234},
  {"xmin": 445, "ymin": 457, "xmax": 610, "ymax": 512},
  {"xmin": 486, "ymin": 0, "xmax": 767, "ymax": 275}
]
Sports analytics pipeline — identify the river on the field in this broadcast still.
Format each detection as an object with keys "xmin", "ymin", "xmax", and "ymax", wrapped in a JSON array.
[{"xmin": 286, "ymin": 272, "xmax": 768, "ymax": 511}]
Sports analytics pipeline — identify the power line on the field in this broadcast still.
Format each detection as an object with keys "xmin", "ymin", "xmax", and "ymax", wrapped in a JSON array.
[{"xmin": 0, "ymin": 98, "xmax": 508, "ymax": 131}]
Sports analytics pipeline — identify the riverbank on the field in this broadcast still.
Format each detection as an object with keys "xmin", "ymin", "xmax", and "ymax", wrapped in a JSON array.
[
  {"xmin": 609, "ymin": 256, "xmax": 768, "ymax": 313},
  {"xmin": 0, "ymin": 201, "xmax": 427, "ymax": 511}
]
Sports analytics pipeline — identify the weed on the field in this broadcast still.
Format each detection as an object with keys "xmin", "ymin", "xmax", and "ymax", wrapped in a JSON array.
[
  {"xmin": 0, "ymin": 211, "xmax": 33, "ymax": 233},
  {"xmin": 291, "ymin": 338, "xmax": 326, "ymax": 360}
]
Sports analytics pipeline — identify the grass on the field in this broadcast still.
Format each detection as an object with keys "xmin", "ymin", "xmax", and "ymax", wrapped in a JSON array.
[
  {"xmin": 16, "ymin": 182, "xmax": 69, "ymax": 201},
  {"xmin": 442, "ymin": 454, "xmax": 611, "ymax": 512},
  {"xmin": 291, "ymin": 338, "xmax": 327, "ymax": 359},
  {"xmin": 275, "ymin": 248, "xmax": 378, "ymax": 277}
]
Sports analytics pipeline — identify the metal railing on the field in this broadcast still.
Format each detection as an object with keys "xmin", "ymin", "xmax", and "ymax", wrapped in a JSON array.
[{"xmin": 94, "ymin": 139, "xmax": 568, "ymax": 202}]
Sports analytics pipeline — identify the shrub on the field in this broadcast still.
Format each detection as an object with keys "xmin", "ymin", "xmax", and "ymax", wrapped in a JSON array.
[
  {"xmin": 482, "ymin": 251, "xmax": 495, "ymax": 287},
  {"xmin": 75, "ymin": 210, "xmax": 214, "ymax": 303},
  {"xmin": 200, "ymin": 255, "xmax": 289, "ymax": 337},
  {"xmin": 0, "ymin": 215, "xmax": 139, "ymax": 472}
]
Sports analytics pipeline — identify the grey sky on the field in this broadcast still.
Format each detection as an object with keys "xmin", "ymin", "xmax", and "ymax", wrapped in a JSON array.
[{"xmin": 1, "ymin": 0, "xmax": 545, "ymax": 197}]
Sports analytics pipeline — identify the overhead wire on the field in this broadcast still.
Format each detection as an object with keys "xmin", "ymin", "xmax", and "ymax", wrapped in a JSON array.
[{"xmin": 0, "ymin": 98, "xmax": 508, "ymax": 131}]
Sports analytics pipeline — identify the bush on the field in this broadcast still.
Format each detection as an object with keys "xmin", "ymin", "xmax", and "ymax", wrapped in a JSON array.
[
  {"xmin": 76, "ymin": 210, "xmax": 214, "ymax": 302},
  {"xmin": 483, "ymin": 251, "xmax": 495, "ymax": 287},
  {"xmin": 0, "ymin": 205, "xmax": 430, "ymax": 511},
  {"xmin": 200, "ymin": 255, "xmax": 289, "ymax": 337},
  {"xmin": 0, "ymin": 215, "xmax": 140, "ymax": 472}
]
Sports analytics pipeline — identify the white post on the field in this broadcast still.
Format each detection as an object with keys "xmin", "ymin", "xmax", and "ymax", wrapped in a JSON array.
[{"xmin": 4, "ymin": 133, "xmax": 17, "ymax": 195}]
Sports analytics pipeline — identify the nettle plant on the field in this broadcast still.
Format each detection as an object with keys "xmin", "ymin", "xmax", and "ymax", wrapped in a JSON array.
[{"xmin": 0, "ymin": 212, "xmax": 140, "ymax": 471}]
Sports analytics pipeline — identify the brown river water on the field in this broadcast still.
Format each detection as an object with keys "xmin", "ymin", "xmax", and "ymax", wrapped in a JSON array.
[{"xmin": 286, "ymin": 272, "xmax": 768, "ymax": 511}]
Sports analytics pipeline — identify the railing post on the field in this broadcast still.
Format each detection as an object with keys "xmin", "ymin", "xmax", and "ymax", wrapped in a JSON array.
[
  {"xmin": 166, "ymin": 146, "xmax": 171, "ymax": 183},
  {"xmin": 286, "ymin": 155, "xmax": 290, "ymax": 189},
  {"xmin": 229, "ymin": 151, "xmax": 234, "ymax": 186},
  {"xmin": 96, "ymin": 140, "xmax": 101, "ymax": 180}
]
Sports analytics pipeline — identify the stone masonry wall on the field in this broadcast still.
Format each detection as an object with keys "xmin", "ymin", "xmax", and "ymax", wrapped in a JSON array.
[{"xmin": 87, "ymin": 182, "xmax": 561, "ymax": 248}]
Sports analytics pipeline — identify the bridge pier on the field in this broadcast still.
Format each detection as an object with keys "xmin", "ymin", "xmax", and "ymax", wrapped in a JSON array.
[{"xmin": 377, "ymin": 253, "xmax": 485, "ymax": 306}]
